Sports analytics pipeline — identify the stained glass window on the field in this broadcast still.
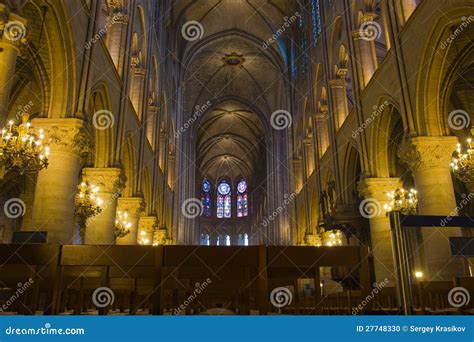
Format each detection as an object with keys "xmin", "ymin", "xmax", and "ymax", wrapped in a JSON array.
[
  {"xmin": 201, "ymin": 178, "xmax": 212, "ymax": 217},
  {"xmin": 217, "ymin": 180, "xmax": 231, "ymax": 218},
  {"xmin": 237, "ymin": 179, "xmax": 248, "ymax": 217},
  {"xmin": 311, "ymin": 0, "xmax": 322, "ymax": 46},
  {"xmin": 238, "ymin": 233, "xmax": 249, "ymax": 246},
  {"xmin": 200, "ymin": 234, "xmax": 210, "ymax": 246},
  {"xmin": 225, "ymin": 235, "xmax": 231, "ymax": 246}
]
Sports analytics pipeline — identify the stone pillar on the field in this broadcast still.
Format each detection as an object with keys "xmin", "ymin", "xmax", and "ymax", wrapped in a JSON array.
[
  {"xmin": 138, "ymin": 216, "xmax": 157, "ymax": 245},
  {"xmin": 0, "ymin": 7, "xmax": 27, "ymax": 122},
  {"xmin": 31, "ymin": 118, "xmax": 90, "ymax": 244},
  {"xmin": 147, "ymin": 105, "xmax": 158, "ymax": 148},
  {"xmin": 329, "ymin": 76, "xmax": 349, "ymax": 129},
  {"xmin": 167, "ymin": 154, "xmax": 175, "ymax": 190},
  {"xmin": 400, "ymin": 0, "xmax": 417, "ymax": 22},
  {"xmin": 104, "ymin": 8, "xmax": 129, "ymax": 76},
  {"xmin": 159, "ymin": 132, "xmax": 167, "ymax": 171},
  {"xmin": 352, "ymin": 16, "xmax": 377, "ymax": 88},
  {"xmin": 82, "ymin": 168, "xmax": 125, "ymax": 245},
  {"xmin": 130, "ymin": 67, "xmax": 146, "ymax": 118},
  {"xmin": 358, "ymin": 177, "xmax": 403, "ymax": 284},
  {"xmin": 304, "ymin": 137, "xmax": 315, "ymax": 176},
  {"xmin": 398, "ymin": 136, "xmax": 464, "ymax": 280},
  {"xmin": 153, "ymin": 226, "xmax": 168, "ymax": 246},
  {"xmin": 116, "ymin": 197, "xmax": 145, "ymax": 245}
]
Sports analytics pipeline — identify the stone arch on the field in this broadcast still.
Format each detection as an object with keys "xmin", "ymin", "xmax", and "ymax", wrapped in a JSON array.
[
  {"xmin": 121, "ymin": 133, "xmax": 137, "ymax": 197},
  {"xmin": 416, "ymin": 6, "xmax": 474, "ymax": 136},
  {"xmin": 88, "ymin": 83, "xmax": 115, "ymax": 168}
]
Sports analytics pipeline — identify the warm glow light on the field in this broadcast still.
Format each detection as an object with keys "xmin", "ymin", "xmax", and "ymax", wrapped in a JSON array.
[
  {"xmin": 0, "ymin": 113, "xmax": 49, "ymax": 174},
  {"xmin": 415, "ymin": 271, "xmax": 423, "ymax": 279},
  {"xmin": 383, "ymin": 188, "xmax": 418, "ymax": 214}
]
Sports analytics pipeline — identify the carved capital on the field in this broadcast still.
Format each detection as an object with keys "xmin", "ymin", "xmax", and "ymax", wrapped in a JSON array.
[
  {"xmin": 397, "ymin": 136, "xmax": 458, "ymax": 173},
  {"xmin": 358, "ymin": 177, "xmax": 402, "ymax": 202},
  {"xmin": 0, "ymin": 7, "xmax": 28, "ymax": 51},
  {"xmin": 153, "ymin": 228, "xmax": 168, "ymax": 245},
  {"xmin": 117, "ymin": 197, "xmax": 146, "ymax": 218},
  {"xmin": 139, "ymin": 216, "xmax": 158, "ymax": 232},
  {"xmin": 305, "ymin": 233, "xmax": 322, "ymax": 247},
  {"xmin": 82, "ymin": 167, "xmax": 126, "ymax": 194},
  {"xmin": 32, "ymin": 118, "xmax": 92, "ymax": 157}
]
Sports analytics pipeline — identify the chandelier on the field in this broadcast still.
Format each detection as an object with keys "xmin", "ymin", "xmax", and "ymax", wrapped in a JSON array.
[
  {"xmin": 383, "ymin": 188, "xmax": 418, "ymax": 215},
  {"xmin": 138, "ymin": 230, "xmax": 150, "ymax": 245},
  {"xmin": 115, "ymin": 210, "xmax": 131, "ymax": 238},
  {"xmin": 322, "ymin": 230, "xmax": 344, "ymax": 247},
  {"xmin": 451, "ymin": 138, "xmax": 474, "ymax": 184},
  {"xmin": 75, "ymin": 181, "xmax": 103, "ymax": 231},
  {"xmin": 0, "ymin": 113, "xmax": 49, "ymax": 174}
]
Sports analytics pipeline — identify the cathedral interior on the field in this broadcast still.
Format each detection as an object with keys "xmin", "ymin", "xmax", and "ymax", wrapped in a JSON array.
[{"xmin": 0, "ymin": 0, "xmax": 473, "ymax": 315}]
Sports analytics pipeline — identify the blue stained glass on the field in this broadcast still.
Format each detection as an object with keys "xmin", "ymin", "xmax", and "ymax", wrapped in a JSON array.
[
  {"xmin": 311, "ymin": 0, "xmax": 322, "ymax": 46},
  {"xmin": 217, "ymin": 180, "xmax": 231, "ymax": 218}
]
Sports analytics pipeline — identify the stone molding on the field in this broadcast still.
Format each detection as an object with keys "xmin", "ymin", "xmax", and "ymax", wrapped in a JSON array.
[{"xmin": 397, "ymin": 136, "xmax": 458, "ymax": 172}]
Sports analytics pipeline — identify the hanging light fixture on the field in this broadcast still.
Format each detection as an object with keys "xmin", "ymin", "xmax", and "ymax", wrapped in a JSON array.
[
  {"xmin": 383, "ymin": 188, "xmax": 418, "ymax": 215},
  {"xmin": 74, "ymin": 181, "xmax": 103, "ymax": 232},
  {"xmin": 0, "ymin": 113, "xmax": 49, "ymax": 175},
  {"xmin": 138, "ymin": 230, "xmax": 150, "ymax": 245},
  {"xmin": 115, "ymin": 210, "xmax": 132, "ymax": 238},
  {"xmin": 451, "ymin": 138, "xmax": 474, "ymax": 184}
]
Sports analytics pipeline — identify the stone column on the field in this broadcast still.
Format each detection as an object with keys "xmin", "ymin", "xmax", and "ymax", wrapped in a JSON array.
[
  {"xmin": 31, "ymin": 118, "xmax": 90, "ymax": 244},
  {"xmin": 0, "ymin": 7, "xmax": 27, "ymax": 122},
  {"xmin": 358, "ymin": 177, "xmax": 403, "ymax": 284},
  {"xmin": 138, "ymin": 216, "xmax": 157, "ymax": 245},
  {"xmin": 130, "ymin": 67, "xmax": 146, "ymax": 118},
  {"xmin": 329, "ymin": 76, "xmax": 349, "ymax": 129},
  {"xmin": 400, "ymin": 0, "xmax": 417, "ymax": 22},
  {"xmin": 82, "ymin": 168, "xmax": 125, "ymax": 245},
  {"xmin": 104, "ymin": 8, "xmax": 129, "ymax": 76},
  {"xmin": 398, "ymin": 136, "xmax": 464, "ymax": 280},
  {"xmin": 153, "ymin": 226, "xmax": 168, "ymax": 246},
  {"xmin": 116, "ymin": 197, "xmax": 145, "ymax": 245},
  {"xmin": 147, "ymin": 105, "xmax": 158, "ymax": 148},
  {"xmin": 352, "ymin": 14, "xmax": 377, "ymax": 88}
]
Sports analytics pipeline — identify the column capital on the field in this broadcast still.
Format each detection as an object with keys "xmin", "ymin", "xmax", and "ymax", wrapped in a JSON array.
[
  {"xmin": 358, "ymin": 177, "xmax": 403, "ymax": 201},
  {"xmin": 82, "ymin": 167, "xmax": 126, "ymax": 194},
  {"xmin": 117, "ymin": 197, "xmax": 146, "ymax": 217},
  {"xmin": 397, "ymin": 136, "xmax": 458, "ymax": 172},
  {"xmin": 0, "ymin": 5, "xmax": 28, "ymax": 51},
  {"xmin": 32, "ymin": 118, "xmax": 92, "ymax": 157},
  {"xmin": 153, "ymin": 227, "xmax": 168, "ymax": 245},
  {"xmin": 139, "ymin": 216, "xmax": 158, "ymax": 231}
]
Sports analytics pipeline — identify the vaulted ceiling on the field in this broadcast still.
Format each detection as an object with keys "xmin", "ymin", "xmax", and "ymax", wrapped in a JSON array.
[{"xmin": 173, "ymin": 0, "xmax": 298, "ymax": 182}]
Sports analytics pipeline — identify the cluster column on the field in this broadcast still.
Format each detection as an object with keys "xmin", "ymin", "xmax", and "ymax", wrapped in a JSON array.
[
  {"xmin": 82, "ymin": 168, "xmax": 125, "ymax": 245},
  {"xmin": 358, "ymin": 177, "xmax": 402, "ymax": 284},
  {"xmin": 116, "ymin": 197, "xmax": 145, "ymax": 245},
  {"xmin": 398, "ymin": 136, "xmax": 464, "ymax": 280},
  {"xmin": 31, "ymin": 119, "xmax": 90, "ymax": 244},
  {"xmin": 138, "ymin": 216, "xmax": 157, "ymax": 245},
  {"xmin": 0, "ymin": 7, "xmax": 28, "ymax": 122}
]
